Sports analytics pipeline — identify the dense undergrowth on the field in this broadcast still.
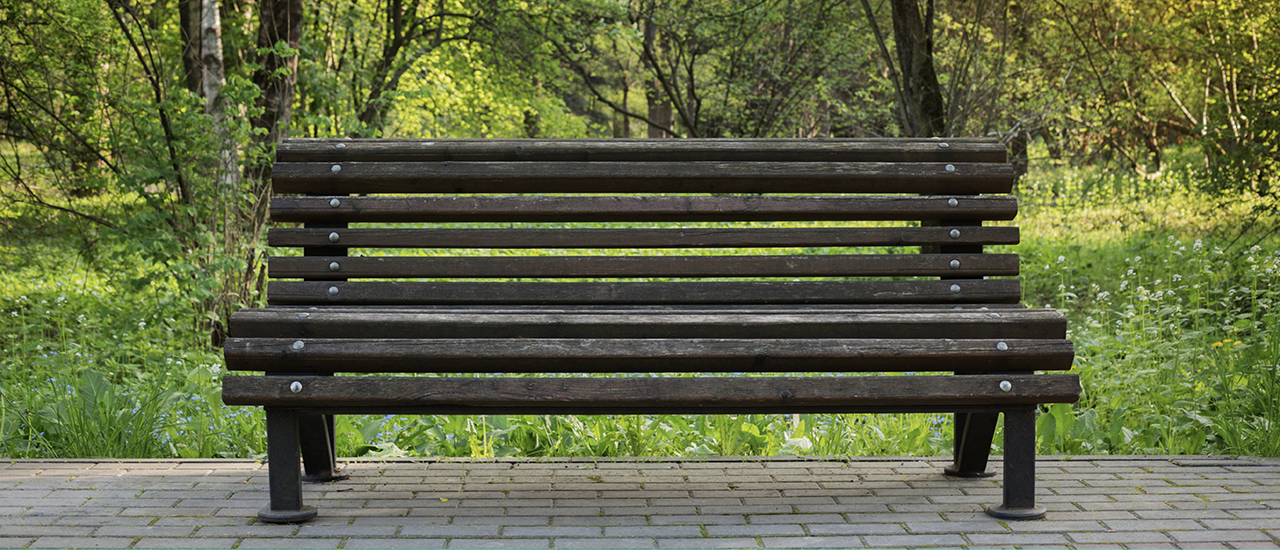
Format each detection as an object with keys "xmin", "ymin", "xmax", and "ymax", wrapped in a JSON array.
[{"xmin": 1, "ymin": 160, "xmax": 1278, "ymax": 459}]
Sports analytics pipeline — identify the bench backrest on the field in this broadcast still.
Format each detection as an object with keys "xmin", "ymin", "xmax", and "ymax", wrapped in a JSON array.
[{"xmin": 266, "ymin": 138, "xmax": 1020, "ymax": 307}]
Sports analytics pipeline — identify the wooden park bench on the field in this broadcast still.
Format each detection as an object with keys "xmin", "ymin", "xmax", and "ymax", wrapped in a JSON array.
[{"xmin": 222, "ymin": 138, "xmax": 1078, "ymax": 523}]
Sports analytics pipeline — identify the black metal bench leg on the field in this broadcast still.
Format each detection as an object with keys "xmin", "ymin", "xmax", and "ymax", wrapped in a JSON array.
[
  {"xmin": 987, "ymin": 407, "xmax": 1045, "ymax": 520},
  {"xmin": 259, "ymin": 409, "xmax": 317, "ymax": 523},
  {"xmin": 944, "ymin": 412, "xmax": 998, "ymax": 478},
  {"xmin": 300, "ymin": 414, "xmax": 349, "ymax": 482}
]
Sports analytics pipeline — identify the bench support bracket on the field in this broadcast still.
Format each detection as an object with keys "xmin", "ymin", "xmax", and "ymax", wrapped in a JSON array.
[
  {"xmin": 944, "ymin": 411, "xmax": 998, "ymax": 477},
  {"xmin": 260, "ymin": 408, "xmax": 318, "ymax": 523},
  {"xmin": 986, "ymin": 407, "xmax": 1046, "ymax": 520},
  {"xmin": 299, "ymin": 413, "xmax": 349, "ymax": 483}
]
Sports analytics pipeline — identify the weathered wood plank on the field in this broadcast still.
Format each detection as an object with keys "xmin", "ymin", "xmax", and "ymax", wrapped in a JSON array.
[
  {"xmin": 222, "ymin": 337, "xmax": 1075, "ymax": 372},
  {"xmin": 268, "ymin": 253, "xmax": 1019, "ymax": 280},
  {"xmin": 266, "ymin": 280, "xmax": 1023, "ymax": 305},
  {"xmin": 277, "ymin": 138, "xmax": 1008, "ymax": 163},
  {"xmin": 268, "ymin": 227, "xmax": 1020, "ymax": 249},
  {"xmin": 222, "ymin": 374, "xmax": 1080, "ymax": 413},
  {"xmin": 270, "ymin": 196, "xmax": 1019, "ymax": 223},
  {"xmin": 229, "ymin": 308, "xmax": 1067, "ymax": 340},
  {"xmin": 271, "ymin": 162, "xmax": 1015, "ymax": 195}
]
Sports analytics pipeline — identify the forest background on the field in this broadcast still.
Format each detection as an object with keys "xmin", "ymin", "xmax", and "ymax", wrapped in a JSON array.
[{"xmin": 1, "ymin": 0, "xmax": 1279, "ymax": 459}]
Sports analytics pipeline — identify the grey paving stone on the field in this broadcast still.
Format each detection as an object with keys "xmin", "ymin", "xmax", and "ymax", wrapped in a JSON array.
[
  {"xmin": 0, "ymin": 526, "xmax": 95, "ymax": 536},
  {"xmin": 748, "ymin": 513, "xmax": 844, "ymax": 524},
  {"xmin": 648, "ymin": 515, "xmax": 745, "ymax": 526},
  {"xmin": 550, "ymin": 516, "xmax": 648, "ymax": 526},
  {"xmin": 403, "ymin": 525, "xmax": 501, "ymax": 537},
  {"xmin": 1169, "ymin": 530, "xmax": 1274, "ymax": 542},
  {"xmin": 0, "ymin": 538, "xmax": 34, "ymax": 549},
  {"xmin": 133, "ymin": 537, "xmax": 241, "ymax": 549},
  {"xmin": 502, "ymin": 526, "xmax": 602, "ymax": 538},
  {"xmin": 1007, "ymin": 520, "xmax": 1107, "ymax": 533},
  {"xmin": 95, "ymin": 525, "xmax": 197, "ymax": 537},
  {"xmin": 343, "ymin": 539, "xmax": 448, "ymax": 550},
  {"xmin": 706, "ymin": 524, "xmax": 804, "ymax": 536},
  {"xmin": 1066, "ymin": 531, "xmax": 1175, "ymax": 544},
  {"xmin": 1226, "ymin": 543, "xmax": 1280, "ymax": 550},
  {"xmin": 196, "ymin": 524, "xmax": 300, "ymax": 537},
  {"xmin": 965, "ymin": 533, "xmax": 1073, "ymax": 546},
  {"xmin": 446, "ymin": 539, "xmax": 551, "ymax": 550},
  {"xmin": 236, "ymin": 538, "xmax": 344, "ymax": 549},
  {"xmin": 1202, "ymin": 519, "xmax": 1280, "ymax": 530},
  {"xmin": 29, "ymin": 536, "xmax": 136, "ymax": 549},
  {"xmin": 603, "ymin": 526, "xmax": 703, "ymax": 538},
  {"xmin": 296, "ymin": 524, "xmax": 400, "ymax": 537},
  {"xmin": 761, "ymin": 536, "xmax": 867, "ymax": 548},
  {"xmin": 862, "ymin": 534, "xmax": 967, "ymax": 547},
  {"xmin": 804, "ymin": 523, "xmax": 906, "ymax": 536},
  {"xmin": 153, "ymin": 516, "xmax": 252, "ymax": 526},
  {"xmin": 905, "ymin": 520, "xmax": 1009, "ymax": 533},
  {"xmin": 553, "ymin": 538, "xmax": 655, "ymax": 549},
  {"xmin": 657, "ymin": 538, "xmax": 762, "ymax": 549}
]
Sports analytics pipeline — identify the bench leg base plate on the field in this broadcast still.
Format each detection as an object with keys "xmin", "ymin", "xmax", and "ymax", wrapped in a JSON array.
[
  {"xmin": 302, "ymin": 469, "xmax": 350, "ymax": 483},
  {"xmin": 943, "ymin": 465, "xmax": 997, "ymax": 478},
  {"xmin": 985, "ymin": 503, "xmax": 1045, "ymax": 521},
  {"xmin": 258, "ymin": 505, "xmax": 317, "ymax": 524}
]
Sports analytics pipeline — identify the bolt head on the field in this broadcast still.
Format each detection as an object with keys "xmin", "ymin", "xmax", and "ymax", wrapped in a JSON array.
[
  {"xmin": 329, "ymin": 262, "xmax": 341, "ymax": 272},
  {"xmin": 947, "ymin": 198, "xmax": 959, "ymax": 207},
  {"xmin": 329, "ymin": 198, "xmax": 341, "ymax": 208},
  {"xmin": 335, "ymin": 143, "xmax": 346, "ymax": 149},
  {"xmin": 950, "ymin": 229, "xmax": 961, "ymax": 239},
  {"xmin": 950, "ymin": 284, "xmax": 961, "ymax": 293},
  {"xmin": 949, "ymin": 259, "xmax": 961, "ymax": 269},
  {"xmin": 999, "ymin": 380, "xmax": 1012, "ymax": 392},
  {"xmin": 292, "ymin": 340, "xmax": 305, "ymax": 350},
  {"xmin": 328, "ymin": 286, "xmax": 339, "ymax": 295},
  {"xmin": 328, "ymin": 232, "xmax": 340, "ymax": 243},
  {"xmin": 945, "ymin": 164, "xmax": 956, "ymax": 172},
  {"xmin": 290, "ymin": 381, "xmax": 303, "ymax": 393},
  {"xmin": 996, "ymin": 341, "xmax": 1009, "ymax": 351},
  {"xmin": 331, "ymin": 164, "xmax": 342, "ymax": 172},
  {"xmin": 939, "ymin": 142, "xmax": 949, "ymax": 148}
]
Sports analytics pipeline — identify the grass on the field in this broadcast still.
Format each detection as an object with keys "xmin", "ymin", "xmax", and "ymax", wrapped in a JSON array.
[{"xmin": 2, "ymin": 156, "xmax": 1278, "ymax": 459}]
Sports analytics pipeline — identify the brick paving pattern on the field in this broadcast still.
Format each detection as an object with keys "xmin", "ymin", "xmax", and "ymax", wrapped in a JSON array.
[{"xmin": 0, "ymin": 456, "xmax": 1278, "ymax": 548}]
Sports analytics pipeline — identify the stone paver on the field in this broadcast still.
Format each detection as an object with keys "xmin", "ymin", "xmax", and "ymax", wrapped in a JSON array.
[{"xmin": 0, "ymin": 456, "xmax": 1276, "ymax": 549}]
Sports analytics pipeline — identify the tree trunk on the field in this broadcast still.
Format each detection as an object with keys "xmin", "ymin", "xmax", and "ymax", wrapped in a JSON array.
[
  {"xmin": 246, "ymin": 0, "xmax": 304, "ymax": 182},
  {"xmin": 889, "ymin": 0, "xmax": 945, "ymax": 137},
  {"xmin": 643, "ymin": 19, "xmax": 674, "ymax": 138},
  {"xmin": 179, "ymin": 0, "xmax": 204, "ymax": 95}
]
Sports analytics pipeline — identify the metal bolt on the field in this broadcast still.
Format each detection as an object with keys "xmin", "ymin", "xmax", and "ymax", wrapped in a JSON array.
[
  {"xmin": 331, "ymin": 164, "xmax": 342, "ymax": 172},
  {"xmin": 949, "ymin": 259, "xmax": 961, "ymax": 269},
  {"xmin": 950, "ymin": 284, "xmax": 961, "ymax": 293},
  {"xmin": 335, "ymin": 143, "xmax": 346, "ymax": 149},
  {"xmin": 328, "ymin": 286, "xmax": 339, "ymax": 295},
  {"xmin": 329, "ymin": 198, "xmax": 341, "ymax": 208},
  {"xmin": 947, "ymin": 198, "xmax": 959, "ymax": 207},
  {"xmin": 292, "ymin": 340, "xmax": 305, "ymax": 350},
  {"xmin": 999, "ymin": 380, "xmax": 1012, "ymax": 392},
  {"xmin": 953, "ymin": 306, "xmax": 963, "ymax": 310},
  {"xmin": 290, "ymin": 381, "xmax": 303, "ymax": 393},
  {"xmin": 950, "ymin": 229, "xmax": 961, "ymax": 239},
  {"xmin": 329, "ymin": 262, "xmax": 341, "ymax": 272},
  {"xmin": 945, "ymin": 164, "xmax": 956, "ymax": 172},
  {"xmin": 939, "ymin": 142, "xmax": 949, "ymax": 148},
  {"xmin": 328, "ymin": 232, "xmax": 340, "ymax": 243},
  {"xmin": 996, "ymin": 341, "xmax": 1009, "ymax": 351},
  {"xmin": 298, "ymin": 313, "xmax": 309, "ymax": 318},
  {"xmin": 989, "ymin": 313, "xmax": 1000, "ymax": 318}
]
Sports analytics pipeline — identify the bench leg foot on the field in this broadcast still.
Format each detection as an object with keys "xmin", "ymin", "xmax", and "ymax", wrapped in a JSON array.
[
  {"xmin": 261, "ymin": 409, "xmax": 317, "ymax": 523},
  {"xmin": 300, "ymin": 414, "xmax": 349, "ymax": 483},
  {"xmin": 944, "ymin": 412, "xmax": 997, "ymax": 478},
  {"xmin": 987, "ymin": 407, "xmax": 1045, "ymax": 520}
]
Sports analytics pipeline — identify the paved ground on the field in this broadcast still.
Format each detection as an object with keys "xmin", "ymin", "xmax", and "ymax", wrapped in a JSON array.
[{"xmin": 1, "ymin": 456, "xmax": 1279, "ymax": 549}]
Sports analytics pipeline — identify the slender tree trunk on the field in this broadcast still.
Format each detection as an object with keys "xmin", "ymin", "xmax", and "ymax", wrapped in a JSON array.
[
  {"xmin": 179, "ymin": 0, "xmax": 204, "ymax": 94},
  {"xmin": 246, "ymin": 0, "xmax": 304, "ymax": 182},
  {"xmin": 643, "ymin": 19, "xmax": 673, "ymax": 138},
  {"xmin": 889, "ymin": 0, "xmax": 945, "ymax": 137}
]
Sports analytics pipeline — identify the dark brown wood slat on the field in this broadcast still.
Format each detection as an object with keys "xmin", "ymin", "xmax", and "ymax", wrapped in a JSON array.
[
  {"xmin": 269, "ymin": 227, "xmax": 1020, "ymax": 249},
  {"xmin": 270, "ymin": 196, "xmax": 1019, "ymax": 223},
  {"xmin": 222, "ymin": 337, "xmax": 1075, "ymax": 373},
  {"xmin": 266, "ymin": 280, "xmax": 1023, "ymax": 305},
  {"xmin": 222, "ymin": 374, "xmax": 1080, "ymax": 414},
  {"xmin": 271, "ymin": 162, "xmax": 1015, "ymax": 195},
  {"xmin": 278, "ymin": 138, "xmax": 1008, "ymax": 163},
  {"xmin": 229, "ymin": 308, "xmax": 1067, "ymax": 340},
  {"xmin": 269, "ymin": 253, "xmax": 1019, "ymax": 280}
]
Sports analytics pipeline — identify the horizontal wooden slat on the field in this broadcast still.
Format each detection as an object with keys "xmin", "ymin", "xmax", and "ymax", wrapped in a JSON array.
[
  {"xmin": 229, "ymin": 308, "xmax": 1067, "ymax": 340},
  {"xmin": 223, "ymin": 337, "xmax": 1075, "ymax": 372},
  {"xmin": 222, "ymin": 374, "xmax": 1079, "ymax": 414},
  {"xmin": 266, "ymin": 280, "xmax": 1023, "ymax": 305},
  {"xmin": 271, "ymin": 162, "xmax": 1016, "ymax": 195},
  {"xmin": 278, "ymin": 138, "xmax": 1008, "ymax": 163},
  {"xmin": 270, "ymin": 196, "xmax": 1019, "ymax": 223},
  {"xmin": 269, "ymin": 227, "xmax": 1020, "ymax": 249},
  {"xmin": 269, "ymin": 253, "xmax": 1019, "ymax": 280}
]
